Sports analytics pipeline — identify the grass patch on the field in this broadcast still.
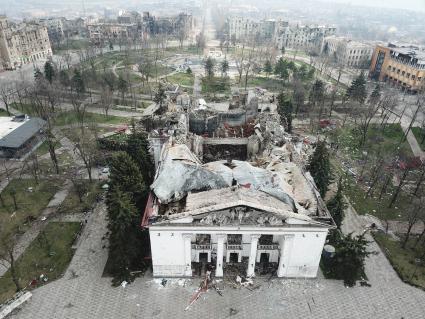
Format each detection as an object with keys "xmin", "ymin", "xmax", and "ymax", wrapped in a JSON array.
[
  {"xmin": 373, "ymin": 232, "xmax": 425, "ymax": 289},
  {"xmin": 331, "ymin": 123, "xmax": 413, "ymax": 160},
  {"xmin": 58, "ymin": 181, "xmax": 102, "ymax": 215},
  {"xmin": 35, "ymin": 140, "xmax": 61, "ymax": 157},
  {"xmin": 343, "ymin": 175, "xmax": 411, "ymax": 220},
  {"xmin": 412, "ymin": 127, "xmax": 425, "ymax": 151},
  {"xmin": 0, "ymin": 222, "xmax": 81, "ymax": 303},
  {"xmin": 202, "ymin": 76, "xmax": 231, "ymax": 94},
  {"xmin": 54, "ymin": 39, "xmax": 91, "ymax": 52},
  {"xmin": 167, "ymin": 72, "xmax": 194, "ymax": 86},
  {"xmin": 55, "ymin": 111, "xmax": 128, "ymax": 126},
  {"xmin": 239, "ymin": 76, "xmax": 284, "ymax": 91},
  {"xmin": 0, "ymin": 179, "xmax": 61, "ymax": 235}
]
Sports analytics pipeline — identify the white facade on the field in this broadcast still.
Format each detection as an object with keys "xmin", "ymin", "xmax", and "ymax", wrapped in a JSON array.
[
  {"xmin": 150, "ymin": 223, "xmax": 328, "ymax": 278},
  {"xmin": 226, "ymin": 17, "xmax": 287, "ymax": 42},
  {"xmin": 276, "ymin": 25, "xmax": 336, "ymax": 50},
  {"xmin": 323, "ymin": 36, "xmax": 373, "ymax": 68}
]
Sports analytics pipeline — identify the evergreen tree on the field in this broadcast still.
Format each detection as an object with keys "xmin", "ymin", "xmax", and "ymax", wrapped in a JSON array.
[
  {"xmin": 117, "ymin": 75, "xmax": 128, "ymax": 102},
  {"xmin": 153, "ymin": 83, "xmax": 167, "ymax": 112},
  {"xmin": 106, "ymin": 188, "xmax": 138, "ymax": 284},
  {"xmin": 327, "ymin": 178, "xmax": 346, "ymax": 228},
  {"xmin": 307, "ymin": 141, "xmax": 332, "ymax": 197},
  {"xmin": 368, "ymin": 84, "xmax": 381, "ymax": 106},
  {"xmin": 264, "ymin": 60, "xmax": 273, "ymax": 77},
  {"xmin": 186, "ymin": 67, "xmax": 192, "ymax": 75},
  {"xmin": 108, "ymin": 151, "xmax": 147, "ymax": 208},
  {"xmin": 274, "ymin": 57, "xmax": 289, "ymax": 83},
  {"xmin": 72, "ymin": 69, "xmax": 85, "ymax": 94},
  {"xmin": 309, "ymin": 79, "xmax": 325, "ymax": 106},
  {"xmin": 44, "ymin": 61, "xmax": 55, "ymax": 84},
  {"xmin": 126, "ymin": 130, "xmax": 155, "ymax": 185},
  {"xmin": 331, "ymin": 233, "xmax": 370, "ymax": 287},
  {"xmin": 34, "ymin": 67, "xmax": 43, "ymax": 82},
  {"xmin": 59, "ymin": 70, "xmax": 70, "ymax": 87},
  {"xmin": 346, "ymin": 71, "xmax": 367, "ymax": 104},
  {"xmin": 281, "ymin": 46, "xmax": 286, "ymax": 55},
  {"xmin": 220, "ymin": 58, "xmax": 229, "ymax": 77},
  {"xmin": 277, "ymin": 93, "xmax": 293, "ymax": 133},
  {"xmin": 204, "ymin": 57, "xmax": 215, "ymax": 78}
]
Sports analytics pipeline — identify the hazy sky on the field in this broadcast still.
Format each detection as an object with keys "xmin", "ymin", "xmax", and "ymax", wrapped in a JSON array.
[
  {"xmin": 1, "ymin": 0, "xmax": 425, "ymax": 14},
  {"xmin": 324, "ymin": 0, "xmax": 425, "ymax": 11}
]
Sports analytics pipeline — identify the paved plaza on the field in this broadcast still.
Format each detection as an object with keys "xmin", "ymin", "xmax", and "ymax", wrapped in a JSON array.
[{"xmin": 8, "ymin": 201, "xmax": 425, "ymax": 319}]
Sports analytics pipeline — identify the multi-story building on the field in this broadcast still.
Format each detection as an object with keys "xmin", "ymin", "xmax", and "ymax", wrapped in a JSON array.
[
  {"xmin": 322, "ymin": 36, "xmax": 373, "ymax": 68},
  {"xmin": 226, "ymin": 17, "xmax": 287, "ymax": 42},
  {"xmin": 87, "ymin": 22, "xmax": 139, "ymax": 44},
  {"xmin": 0, "ymin": 16, "xmax": 52, "ymax": 70},
  {"xmin": 369, "ymin": 44, "xmax": 425, "ymax": 93},
  {"xmin": 144, "ymin": 143, "xmax": 335, "ymax": 279},
  {"xmin": 37, "ymin": 17, "xmax": 65, "ymax": 47},
  {"xmin": 276, "ymin": 24, "xmax": 336, "ymax": 51},
  {"xmin": 87, "ymin": 12, "xmax": 194, "ymax": 44}
]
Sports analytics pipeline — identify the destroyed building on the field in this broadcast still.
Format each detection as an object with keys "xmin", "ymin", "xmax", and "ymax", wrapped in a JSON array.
[{"xmin": 142, "ymin": 138, "xmax": 335, "ymax": 278}]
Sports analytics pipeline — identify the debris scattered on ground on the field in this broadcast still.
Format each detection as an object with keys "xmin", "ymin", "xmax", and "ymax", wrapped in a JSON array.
[{"xmin": 229, "ymin": 308, "xmax": 238, "ymax": 316}]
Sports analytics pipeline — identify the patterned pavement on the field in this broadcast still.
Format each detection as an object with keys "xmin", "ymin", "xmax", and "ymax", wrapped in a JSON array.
[{"xmin": 9, "ymin": 201, "xmax": 425, "ymax": 319}]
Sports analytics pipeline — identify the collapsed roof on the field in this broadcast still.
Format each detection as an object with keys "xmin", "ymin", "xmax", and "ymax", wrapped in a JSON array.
[{"xmin": 149, "ymin": 144, "xmax": 331, "ymax": 225}]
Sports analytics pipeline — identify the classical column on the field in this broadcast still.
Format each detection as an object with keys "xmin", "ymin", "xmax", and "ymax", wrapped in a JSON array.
[
  {"xmin": 183, "ymin": 233, "xmax": 193, "ymax": 276},
  {"xmin": 277, "ymin": 234, "xmax": 294, "ymax": 277},
  {"xmin": 247, "ymin": 234, "xmax": 261, "ymax": 277},
  {"xmin": 215, "ymin": 234, "xmax": 226, "ymax": 277}
]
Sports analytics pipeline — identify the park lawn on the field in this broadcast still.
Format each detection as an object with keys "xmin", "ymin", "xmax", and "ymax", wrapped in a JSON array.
[
  {"xmin": 53, "ymin": 39, "xmax": 90, "ymax": 53},
  {"xmin": 55, "ymin": 111, "xmax": 128, "ymax": 126},
  {"xmin": 153, "ymin": 64, "xmax": 174, "ymax": 77},
  {"xmin": 412, "ymin": 127, "xmax": 425, "ymax": 151},
  {"xmin": 373, "ymin": 232, "xmax": 425, "ymax": 289},
  {"xmin": 10, "ymin": 103, "xmax": 38, "ymax": 116},
  {"xmin": 35, "ymin": 140, "xmax": 61, "ymax": 157},
  {"xmin": 0, "ymin": 179, "xmax": 61, "ymax": 236},
  {"xmin": 34, "ymin": 149, "xmax": 75, "ymax": 175},
  {"xmin": 202, "ymin": 76, "xmax": 231, "ymax": 94},
  {"xmin": 165, "ymin": 45, "xmax": 201, "ymax": 55},
  {"xmin": 167, "ymin": 72, "xmax": 194, "ymax": 86},
  {"xmin": 0, "ymin": 222, "xmax": 81, "ymax": 303},
  {"xmin": 240, "ymin": 76, "xmax": 284, "ymax": 91},
  {"xmin": 0, "ymin": 108, "xmax": 9, "ymax": 116},
  {"xmin": 343, "ymin": 174, "xmax": 411, "ymax": 221},
  {"xmin": 332, "ymin": 123, "xmax": 413, "ymax": 160},
  {"xmin": 57, "ymin": 181, "xmax": 102, "ymax": 216}
]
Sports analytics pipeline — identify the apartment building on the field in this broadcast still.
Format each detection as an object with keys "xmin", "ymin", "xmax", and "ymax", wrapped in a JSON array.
[
  {"xmin": 276, "ymin": 25, "xmax": 336, "ymax": 50},
  {"xmin": 0, "ymin": 16, "xmax": 52, "ymax": 70},
  {"xmin": 226, "ymin": 17, "xmax": 287, "ymax": 42},
  {"xmin": 322, "ymin": 36, "xmax": 373, "ymax": 68},
  {"xmin": 369, "ymin": 44, "xmax": 425, "ymax": 93}
]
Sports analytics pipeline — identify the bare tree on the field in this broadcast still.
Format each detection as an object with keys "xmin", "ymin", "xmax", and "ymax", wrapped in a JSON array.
[
  {"xmin": 100, "ymin": 86, "xmax": 113, "ymax": 117},
  {"xmin": 29, "ymin": 87, "xmax": 60, "ymax": 174},
  {"xmin": 71, "ymin": 126, "xmax": 98, "ymax": 182},
  {"xmin": 0, "ymin": 226, "xmax": 21, "ymax": 292},
  {"xmin": 0, "ymin": 84, "xmax": 14, "ymax": 115},
  {"xmin": 402, "ymin": 196, "xmax": 425, "ymax": 249}
]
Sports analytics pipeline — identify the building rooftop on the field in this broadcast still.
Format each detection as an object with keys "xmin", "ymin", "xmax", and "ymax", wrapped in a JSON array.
[
  {"xmin": 0, "ymin": 117, "xmax": 46, "ymax": 149},
  {"xmin": 148, "ymin": 143, "xmax": 332, "ymax": 227}
]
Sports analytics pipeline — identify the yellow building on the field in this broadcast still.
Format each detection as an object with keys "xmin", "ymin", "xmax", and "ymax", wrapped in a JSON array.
[{"xmin": 369, "ymin": 44, "xmax": 425, "ymax": 93}]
